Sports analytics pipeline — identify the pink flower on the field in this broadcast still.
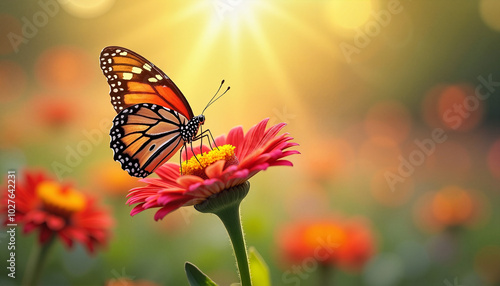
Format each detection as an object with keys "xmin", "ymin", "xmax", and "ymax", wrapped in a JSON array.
[{"xmin": 127, "ymin": 118, "xmax": 299, "ymax": 220}]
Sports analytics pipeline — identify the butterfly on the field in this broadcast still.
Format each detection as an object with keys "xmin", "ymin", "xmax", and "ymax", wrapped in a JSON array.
[{"xmin": 99, "ymin": 46, "xmax": 226, "ymax": 178}]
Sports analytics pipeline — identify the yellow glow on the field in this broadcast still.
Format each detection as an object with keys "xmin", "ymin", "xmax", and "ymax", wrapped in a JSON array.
[
  {"xmin": 328, "ymin": 0, "xmax": 373, "ymax": 29},
  {"xmin": 59, "ymin": 0, "xmax": 116, "ymax": 19},
  {"xmin": 479, "ymin": 0, "xmax": 500, "ymax": 32},
  {"xmin": 210, "ymin": 0, "xmax": 256, "ymax": 24}
]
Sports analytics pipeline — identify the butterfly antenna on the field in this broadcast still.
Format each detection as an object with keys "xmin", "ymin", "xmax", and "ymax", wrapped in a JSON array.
[
  {"xmin": 205, "ymin": 87, "xmax": 230, "ymax": 109},
  {"xmin": 202, "ymin": 80, "xmax": 230, "ymax": 115}
]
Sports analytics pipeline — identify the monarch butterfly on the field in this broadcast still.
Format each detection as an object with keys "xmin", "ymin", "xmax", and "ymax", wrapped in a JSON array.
[{"xmin": 99, "ymin": 46, "xmax": 227, "ymax": 178}]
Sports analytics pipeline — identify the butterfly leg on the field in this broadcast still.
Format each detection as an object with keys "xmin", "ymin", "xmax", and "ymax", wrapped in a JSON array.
[
  {"xmin": 179, "ymin": 143, "xmax": 186, "ymax": 175},
  {"xmin": 194, "ymin": 129, "xmax": 218, "ymax": 150},
  {"xmin": 190, "ymin": 141, "xmax": 202, "ymax": 166},
  {"xmin": 206, "ymin": 129, "xmax": 218, "ymax": 150},
  {"xmin": 199, "ymin": 125, "xmax": 204, "ymax": 155}
]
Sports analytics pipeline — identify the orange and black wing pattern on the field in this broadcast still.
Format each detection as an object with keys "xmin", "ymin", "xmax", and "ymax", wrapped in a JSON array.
[
  {"xmin": 99, "ymin": 46, "xmax": 194, "ymax": 119},
  {"xmin": 110, "ymin": 103, "xmax": 188, "ymax": 178}
]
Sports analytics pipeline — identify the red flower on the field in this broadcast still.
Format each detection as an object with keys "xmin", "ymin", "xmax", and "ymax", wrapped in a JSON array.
[
  {"xmin": 277, "ymin": 216, "xmax": 376, "ymax": 272},
  {"xmin": 127, "ymin": 118, "xmax": 299, "ymax": 220},
  {"xmin": 2, "ymin": 170, "xmax": 113, "ymax": 253}
]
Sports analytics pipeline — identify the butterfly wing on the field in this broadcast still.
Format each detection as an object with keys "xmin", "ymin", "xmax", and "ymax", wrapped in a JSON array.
[
  {"xmin": 99, "ymin": 46, "xmax": 194, "ymax": 119},
  {"xmin": 110, "ymin": 103, "xmax": 188, "ymax": 178}
]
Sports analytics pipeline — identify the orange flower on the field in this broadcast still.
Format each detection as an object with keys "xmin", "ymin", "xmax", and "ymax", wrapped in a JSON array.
[
  {"xmin": 1, "ymin": 170, "xmax": 113, "ymax": 253},
  {"xmin": 277, "ymin": 216, "xmax": 376, "ymax": 272},
  {"xmin": 414, "ymin": 186, "xmax": 485, "ymax": 232}
]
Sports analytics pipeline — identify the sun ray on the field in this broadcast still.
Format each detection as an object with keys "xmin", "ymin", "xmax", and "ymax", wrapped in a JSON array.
[
  {"xmin": 165, "ymin": 1, "xmax": 210, "ymax": 27},
  {"xmin": 259, "ymin": 2, "xmax": 339, "ymax": 59},
  {"xmin": 176, "ymin": 19, "xmax": 222, "ymax": 83},
  {"xmin": 243, "ymin": 9, "xmax": 300, "ymax": 106}
]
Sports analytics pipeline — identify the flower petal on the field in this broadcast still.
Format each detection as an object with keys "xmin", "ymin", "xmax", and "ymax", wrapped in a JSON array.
[
  {"xmin": 177, "ymin": 175, "xmax": 204, "ymax": 188},
  {"xmin": 155, "ymin": 163, "xmax": 182, "ymax": 181},
  {"xmin": 227, "ymin": 126, "xmax": 245, "ymax": 156},
  {"xmin": 205, "ymin": 160, "xmax": 225, "ymax": 178},
  {"xmin": 46, "ymin": 214, "xmax": 65, "ymax": 230},
  {"xmin": 238, "ymin": 118, "xmax": 270, "ymax": 160},
  {"xmin": 153, "ymin": 199, "xmax": 189, "ymax": 221}
]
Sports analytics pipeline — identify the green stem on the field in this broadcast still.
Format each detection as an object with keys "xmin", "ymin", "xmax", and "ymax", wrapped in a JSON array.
[
  {"xmin": 214, "ymin": 202, "xmax": 252, "ymax": 286},
  {"xmin": 22, "ymin": 236, "xmax": 54, "ymax": 286},
  {"xmin": 194, "ymin": 182, "xmax": 252, "ymax": 286},
  {"xmin": 318, "ymin": 264, "xmax": 333, "ymax": 286}
]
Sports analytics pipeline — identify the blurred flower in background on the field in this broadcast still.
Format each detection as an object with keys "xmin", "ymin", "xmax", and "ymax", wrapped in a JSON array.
[
  {"xmin": 414, "ymin": 185, "xmax": 487, "ymax": 233},
  {"xmin": 2, "ymin": 169, "xmax": 113, "ymax": 253},
  {"xmin": 277, "ymin": 214, "xmax": 376, "ymax": 275}
]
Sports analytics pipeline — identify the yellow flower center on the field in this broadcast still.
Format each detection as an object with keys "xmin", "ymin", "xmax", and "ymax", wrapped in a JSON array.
[
  {"xmin": 37, "ymin": 181, "xmax": 86, "ymax": 216},
  {"xmin": 181, "ymin": 144, "xmax": 238, "ymax": 177}
]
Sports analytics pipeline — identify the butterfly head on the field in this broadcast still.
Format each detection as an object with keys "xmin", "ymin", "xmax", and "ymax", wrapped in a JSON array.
[{"xmin": 196, "ymin": 114, "xmax": 206, "ymax": 125}]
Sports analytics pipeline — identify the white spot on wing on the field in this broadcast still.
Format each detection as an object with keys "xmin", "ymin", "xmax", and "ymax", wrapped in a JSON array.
[
  {"xmin": 131, "ymin": 67, "xmax": 142, "ymax": 74},
  {"xmin": 122, "ymin": 73, "xmax": 133, "ymax": 80},
  {"xmin": 155, "ymin": 74, "xmax": 162, "ymax": 80},
  {"xmin": 143, "ymin": 63, "xmax": 152, "ymax": 71},
  {"xmin": 148, "ymin": 77, "xmax": 158, "ymax": 82}
]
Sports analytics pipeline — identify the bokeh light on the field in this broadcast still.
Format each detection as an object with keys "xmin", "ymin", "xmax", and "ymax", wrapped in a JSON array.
[
  {"xmin": 414, "ymin": 186, "xmax": 485, "ymax": 232},
  {"xmin": 423, "ymin": 84, "xmax": 483, "ymax": 131},
  {"xmin": 28, "ymin": 93, "xmax": 80, "ymax": 129},
  {"xmin": 35, "ymin": 46, "xmax": 95, "ymax": 91},
  {"xmin": 59, "ymin": 0, "xmax": 116, "ymax": 19},
  {"xmin": 276, "ymin": 215, "xmax": 376, "ymax": 272},
  {"xmin": 479, "ymin": 0, "xmax": 500, "ymax": 32}
]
